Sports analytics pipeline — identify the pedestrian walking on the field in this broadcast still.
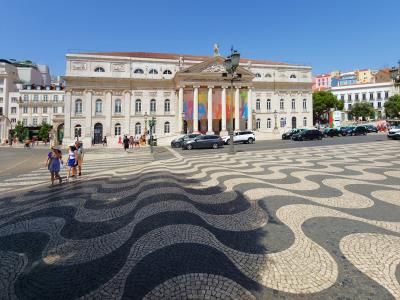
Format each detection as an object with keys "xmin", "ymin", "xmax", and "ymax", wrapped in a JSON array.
[
  {"xmin": 46, "ymin": 147, "xmax": 63, "ymax": 186},
  {"xmin": 129, "ymin": 136, "xmax": 134, "ymax": 148},
  {"xmin": 123, "ymin": 135, "xmax": 129, "ymax": 152},
  {"xmin": 74, "ymin": 141, "xmax": 84, "ymax": 176},
  {"xmin": 102, "ymin": 136, "xmax": 107, "ymax": 147},
  {"xmin": 67, "ymin": 144, "xmax": 78, "ymax": 181}
]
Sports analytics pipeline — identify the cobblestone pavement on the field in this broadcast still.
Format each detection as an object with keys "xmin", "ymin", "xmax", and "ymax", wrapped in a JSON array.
[{"xmin": 0, "ymin": 140, "xmax": 399, "ymax": 299}]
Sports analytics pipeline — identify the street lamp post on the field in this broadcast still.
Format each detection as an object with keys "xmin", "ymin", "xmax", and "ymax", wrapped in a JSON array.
[
  {"xmin": 0, "ymin": 114, "xmax": 13, "ymax": 146},
  {"xmin": 273, "ymin": 110, "xmax": 279, "ymax": 134},
  {"xmin": 224, "ymin": 48, "xmax": 241, "ymax": 155},
  {"xmin": 144, "ymin": 112, "xmax": 148, "ymax": 144},
  {"xmin": 148, "ymin": 116, "xmax": 156, "ymax": 154},
  {"xmin": 181, "ymin": 110, "xmax": 185, "ymax": 134}
]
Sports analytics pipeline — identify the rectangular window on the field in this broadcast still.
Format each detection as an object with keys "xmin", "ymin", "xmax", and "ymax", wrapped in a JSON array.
[
  {"xmin": 385, "ymin": 91, "xmax": 389, "ymax": 99},
  {"xmin": 42, "ymin": 117, "xmax": 47, "ymax": 124},
  {"xmin": 33, "ymin": 107, "xmax": 38, "ymax": 114},
  {"xmin": 355, "ymin": 94, "xmax": 359, "ymax": 101},
  {"xmin": 348, "ymin": 94, "xmax": 352, "ymax": 101},
  {"xmin": 11, "ymin": 118, "xmax": 16, "ymax": 123},
  {"xmin": 23, "ymin": 107, "xmax": 28, "ymax": 114},
  {"xmin": 43, "ymin": 95, "xmax": 48, "ymax": 101},
  {"xmin": 340, "ymin": 94, "xmax": 344, "ymax": 101},
  {"xmin": 33, "ymin": 95, "xmax": 39, "ymax": 101},
  {"xmin": 369, "ymin": 92, "xmax": 374, "ymax": 100},
  {"xmin": 378, "ymin": 102, "xmax": 381, "ymax": 108},
  {"xmin": 11, "ymin": 97, "xmax": 18, "ymax": 102},
  {"xmin": 62, "ymin": 95, "xmax": 65, "ymax": 101},
  {"xmin": 377, "ymin": 92, "xmax": 382, "ymax": 100},
  {"xmin": 53, "ymin": 107, "xmax": 58, "ymax": 113},
  {"xmin": 43, "ymin": 107, "xmax": 48, "ymax": 113},
  {"xmin": 33, "ymin": 118, "xmax": 38, "ymax": 126},
  {"xmin": 362, "ymin": 93, "xmax": 366, "ymax": 100},
  {"xmin": 54, "ymin": 95, "xmax": 58, "ymax": 101},
  {"xmin": 11, "ymin": 107, "xmax": 17, "ymax": 114},
  {"xmin": 23, "ymin": 118, "xmax": 28, "ymax": 126},
  {"xmin": 24, "ymin": 95, "xmax": 29, "ymax": 102}
]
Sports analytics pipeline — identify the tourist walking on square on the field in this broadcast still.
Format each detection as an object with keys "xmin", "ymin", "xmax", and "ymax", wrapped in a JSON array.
[
  {"xmin": 46, "ymin": 147, "xmax": 63, "ymax": 186},
  {"xmin": 67, "ymin": 144, "xmax": 78, "ymax": 180},
  {"xmin": 74, "ymin": 141, "xmax": 84, "ymax": 176},
  {"xmin": 102, "ymin": 136, "xmax": 107, "ymax": 147},
  {"xmin": 129, "ymin": 136, "xmax": 134, "ymax": 148},
  {"xmin": 123, "ymin": 135, "xmax": 129, "ymax": 152},
  {"xmin": 134, "ymin": 134, "xmax": 140, "ymax": 148}
]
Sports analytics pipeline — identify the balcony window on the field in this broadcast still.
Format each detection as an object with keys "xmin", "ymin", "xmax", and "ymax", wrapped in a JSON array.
[
  {"xmin": 135, "ymin": 99, "xmax": 142, "ymax": 113},
  {"xmin": 114, "ymin": 99, "xmax": 122, "ymax": 114},
  {"xmin": 75, "ymin": 99, "xmax": 83, "ymax": 115},
  {"xmin": 150, "ymin": 99, "xmax": 156, "ymax": 112},
  {"xmin": 164, "ymin": 99, "xmax": 170, "ymax": 112},
  {"xmin": 95, "ymin": 99, "xmax": 102, "ymax": 114},
  {"xmin": 256, "ymin": 99, "xmax": 261, "ymax": 111},
  {"xmin": 266, "ymin": 99, "xmax": 271, "ymax": 111}
]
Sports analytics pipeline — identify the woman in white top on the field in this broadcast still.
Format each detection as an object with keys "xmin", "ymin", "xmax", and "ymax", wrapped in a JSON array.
[{"xmin": 67, "ymin": 145, "xmax": 78, "ymax": 180}]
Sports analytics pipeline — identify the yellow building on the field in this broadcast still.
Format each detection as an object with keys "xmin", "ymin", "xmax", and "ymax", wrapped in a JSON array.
[{"xmin": 356, "ymin": 69, "xmax": 374, "ymax": 84}]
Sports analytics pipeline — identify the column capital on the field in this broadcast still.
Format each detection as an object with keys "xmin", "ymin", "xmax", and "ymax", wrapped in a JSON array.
[
  {"xmin": 207, "ymin": 85, "xmax": 214, "ymax": 89},
  {"xmin": 221, "ymin": 85, "xmax": 229, "ymax": 89},
  {"xmin": 193, "ymin": 85, "xmax": 200, "ymax": 89},
  {"xmin": 177, "ymin": 85, "xmax": 185, "ymax": 89}
]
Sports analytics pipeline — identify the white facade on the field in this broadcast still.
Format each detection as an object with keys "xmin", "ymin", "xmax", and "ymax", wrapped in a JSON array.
[
  {"xmin": 331, "ymin": 82, "xmax": 396, "ymax": 120},
  {"xmin": 63, "ymin": 52, "xmax": 313, "ymax": 146}
]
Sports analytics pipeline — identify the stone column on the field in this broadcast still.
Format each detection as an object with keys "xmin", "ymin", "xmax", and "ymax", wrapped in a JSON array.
[
  {"xmin": 193, "ymin": 86, "xmax": 199, "ymax": 133},
  {"xmin": 234, "ymin": 87, "xmax": 240, "ymax": 131},
  {"xmin": 177, "ymin": 87, "xmax": 184, "ymax": 133},
  {"xmin": 85, "ymin": 90, "xmax": 93, "ymax": 138},
  {"xmin": 64, "ymin": 91, "xmax": 72, "ymax": 140},
  {"xmin": 207, "ymin": 86, "xmax": 214, "ymax": 134},
  {"xmin": 105, "ymin": 91, "xmax": 112, "ymax": 136},
  {"xmin": 247, "ymin": 87, "xmax": 253, "ymax": 131},
  {"xmin": 124, "ymin": 91, "xmax": 131, "ymax": 135},
  {"xmin": 221, "ymin": 86, "xmax": 227, "ymax": 135}
]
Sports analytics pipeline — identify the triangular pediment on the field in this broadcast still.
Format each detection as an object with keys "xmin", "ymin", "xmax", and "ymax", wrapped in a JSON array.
[{"xmin": 178, "ymin": 56, "xmax": 254, "ymax": 77}]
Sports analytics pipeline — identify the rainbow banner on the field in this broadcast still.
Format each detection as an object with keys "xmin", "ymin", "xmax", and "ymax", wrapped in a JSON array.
[
  {"xmin": 240, "ymin": 90, "xmax": 248, "ymax": 119},
  {"xmin": 198, "ymin": 90, "xmax": 207, "ymax": 120}
]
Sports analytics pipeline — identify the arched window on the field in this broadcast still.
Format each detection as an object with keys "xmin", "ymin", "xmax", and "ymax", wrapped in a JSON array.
[
  {"xmin": 256, "ymin": 99, "xmax": 261, "ymax": 111},
  {"xmin": 291, "ymin": 99, "xmax": 296, "ymax": 110},
  {"xmin": 265, "ymin": 73, "xmax": 272, "ymax": 78},
  {"xmin": 255, "ymin": 73, "xmax": 261, "ymax": 78},
  {"xmin": 280, "ymin": 117, "xmax": 286, "ymax": 128},
  {"xmin": 164, "ymin": 121, "xmax": 170, "ymax": 133},
  {"xmin": 135, "ymin": 122, "xmax": 141, "ymax": 135},
  {"xmin": 280, "ymin": 99, "xmax": 284, "ymax": 110},
  {"xmin": 266, "ymin": 99, "xmax": 271, "ymax": 111},
  {"xmin": 267, "ymin": 118, "xmax": 272, "ymax": 129},
  {"xmin": 256, "ymin": 118, "xmax": 261, "ymax": 130},
  {"xmin": 95, "ymin": 99, "xmax": 102, "ymax": 114},
  {"xmin": 149, "ymin": 69, "xmax": 158, "ymax": 74},
  {"xmin": 303, "ymin": 99, "xmax": 307, "ymax": 110},
  {"xmin": 290, "ymin": 74, "xmax": 297, "ymax": 78},
  {"xmin": 94, "ymin": 67, "xmax": 105, "ymax": 72},
  {"xmin": 164, "ymin": 99, "xmax": 170, "ymax": 112},
  {"xmin": 303, "ymin": 117, "xmax": 307, "ymax": 127},
  {"xmin": 134, "ymin": 68, "xmax": 144, "ymax": 74},
  {"xmin": 135, "ymin": 99, "xmax": 142, "ymax": 113},
  {"xmin": 74, "ymin": 124, "xmax": 82, "ymax": 138},
  {"xmin": 75, "ymin": 99, "xmax": 82, "ymax": 115},
  {"xmin": 163, "ymin": 69, "xmax": 172, "ymax": 75},
  {"xmin": 150, "ymin": 99, "xmax": 156, "ymax": 112},
  {"xmin": 114, "ymin": 123, "xmax": 121, "ymax": 136},
  {"xmin": 114, "ymin": 99, "xmax": 122, "ymax": 113}
]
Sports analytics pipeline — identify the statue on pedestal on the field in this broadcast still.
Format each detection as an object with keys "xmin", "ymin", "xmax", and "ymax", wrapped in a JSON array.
[{"xmin": 213, "ymin": 43, "xmax": 220, "ymax": 57}]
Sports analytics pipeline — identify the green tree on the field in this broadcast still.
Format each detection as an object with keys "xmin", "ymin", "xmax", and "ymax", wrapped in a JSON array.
[
  {"xmin": 350, "ymin": 102, "xmax": 375, "ymax": 120},
  {"xmin": 313, "ymin": 91, "xmax": 344, "ymax": 123},
  {"xmin": 384, "ymin": 95, "xmax": 400, "ymax": 119},
  {"xmin": 38, "ymin": 121, "xmax": 51, "ymax": 143},
  {"xmin": 13, "ymin": 121, "xmax": 28, "ymax": 142}
]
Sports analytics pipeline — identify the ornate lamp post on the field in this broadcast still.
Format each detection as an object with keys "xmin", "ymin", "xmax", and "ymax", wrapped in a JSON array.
[
  {"xmin": 224, "ymin": 48, "xmax": 241, "ymax": 155},
  {"xmin": 148, "ymin": 116, "xmax": 157, "ymax": 153},
  {"xmin": 0, "ymin": 113, "xmax": 13, "ymax": 146},
  {"xmin": 273, "ymin": 110, "xmax": 279, "ymax": 134}
]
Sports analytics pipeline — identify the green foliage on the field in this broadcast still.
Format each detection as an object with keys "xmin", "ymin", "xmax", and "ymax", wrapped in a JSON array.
[
  {"xmin": 38, "ymin": 122, "xmax": 51, "ymax": 142},
  {"xmin": 13, "ymin": 121, "xmax": 28, "ymax": 142},
  {"xmin": 384, "ymin": 95, "xmax": 400, "ymax": 119},
  {"xmin": 313, "ymin": 91, "xmax": 344, "ymax": 122},
  {"xmin": 350, "ymin": 102, "xmax": 375, "ymax": 120}
]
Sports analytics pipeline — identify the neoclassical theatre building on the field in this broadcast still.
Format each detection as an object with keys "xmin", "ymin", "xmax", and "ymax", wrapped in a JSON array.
[{"xmin": 63, "ymin": 50, "xmax": 312, "ymax": 145}]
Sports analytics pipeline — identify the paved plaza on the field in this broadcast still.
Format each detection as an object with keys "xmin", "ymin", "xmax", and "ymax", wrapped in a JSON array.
[{"xmin": 0, "ymin": 140, "xmax": 400, "ymax": 299}]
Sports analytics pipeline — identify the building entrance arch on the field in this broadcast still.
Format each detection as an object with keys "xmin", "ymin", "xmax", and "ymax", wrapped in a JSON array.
[{"xmin": 94, "ymin": 123, "xmax": 103, "ymax": 144}]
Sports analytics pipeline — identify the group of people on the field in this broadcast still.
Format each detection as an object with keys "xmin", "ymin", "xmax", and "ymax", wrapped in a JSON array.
[
  {"xmin": 45, "ymin": 140, "xmax": 84, "ymax": 186},
  {"xmin": 120, "ymin": 135, "xmax": 146, "ymax": 151}
]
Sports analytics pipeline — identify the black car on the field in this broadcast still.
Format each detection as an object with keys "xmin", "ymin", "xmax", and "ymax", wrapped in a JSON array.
[
  {"xmin": 171, "ymin": 134, "xmax": 200, "ymax": 148},
  {"xmin": 339, "ymin": 126, "xmax": 349, "ymax": 136},
  {"xmin": 282, "ymin": 128, "xmax": 305, "ymax": 140},
  {"xmin": 348, "ymin": 126, "xmax": 368, "ymax": 136},
  {"xmin": 323, "ymin": 128, "xmax": 340, "ymax": 137},
  {"xmin": 365, "ymin": 124, "xmax": 378, "ymax": 133},
  {"xmin": 182, "ymin": 135, "xmax": 224, "ymax": 150},
  {"xmin": 292, "ymin": 129, "xmax": 324, "ymax": 141}
]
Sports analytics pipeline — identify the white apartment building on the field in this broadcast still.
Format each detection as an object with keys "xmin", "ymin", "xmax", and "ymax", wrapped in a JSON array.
[
  {"xmin": 63, "ymin": 49, "xmax": 313, "ymax": 146},
  {"xmin": 331, "ymin": 82, "xmax": 396, "ymax": 120}
]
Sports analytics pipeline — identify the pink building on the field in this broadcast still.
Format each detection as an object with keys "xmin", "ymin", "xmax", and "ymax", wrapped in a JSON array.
[{"xmin": 312, "ymin": 73, "xmax": 332, "ymax": 91}]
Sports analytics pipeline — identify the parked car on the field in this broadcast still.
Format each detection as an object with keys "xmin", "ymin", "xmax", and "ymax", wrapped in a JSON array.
[
  {"xmin": 364, "ymin": 124, "xmax": 378, "ymax": 133},
  {"xmin": 222, "ymin": 131, "xmax": 255, "ymax": 144},
  {"xmin": 171, "ymin": 133, "xmax": 200, "ymax": 148},
  {"xmin": 281, "ymin": 128, "xmax": 305, "ymax": 140},
  {"xmin": 182, "ymin": 135, "xmax": 224, "ymax": 150},
  {"xmin": 292, "ymin": 129, "xmax": 324, "ymax": 141},
  {"xmin": 323, "ymin": 128, "xmax": 340, "ymax": 137},
  {"xmin": 338, "ymin": 126, "xmax": 350, "ymax": 136},
  {"xmin": 387, "ymin": 126, "xmax": 400, "ymax": 140},
  {"xmin": 348, "ymin": 126, "xmax": 368, "ymax": 136}
]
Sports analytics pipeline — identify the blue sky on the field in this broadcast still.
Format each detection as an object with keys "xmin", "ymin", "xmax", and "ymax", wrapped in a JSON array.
[{"xmin": 1, "ymin": 0, "xmax": 399, "ymax": 76}]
